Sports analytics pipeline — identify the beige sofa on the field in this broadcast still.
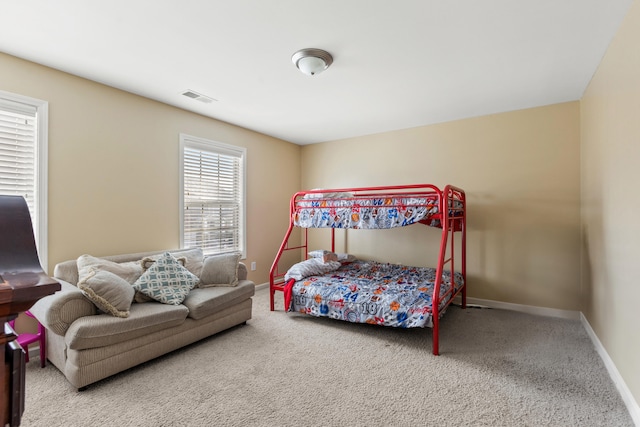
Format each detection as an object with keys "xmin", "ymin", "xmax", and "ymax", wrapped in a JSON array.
[{"xmin": 29, "ymin": 248, "xmax": 254, "ymax": 390}]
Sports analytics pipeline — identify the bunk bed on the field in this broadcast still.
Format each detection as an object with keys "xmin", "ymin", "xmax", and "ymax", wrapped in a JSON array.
[{"xmin": 269, "ymin": 184, "xmax": 466, "ymax": 355}]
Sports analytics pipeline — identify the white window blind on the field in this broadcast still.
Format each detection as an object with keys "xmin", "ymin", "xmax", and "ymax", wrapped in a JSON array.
[
  {"xmin": 0, "ymin": 104, "xmax": 36, "ymax": 208},
  {"xmin": 0, "ymin": 91, "xmax": 48, "ymax": 269},
  {"xmin": 180, "ymin": 134, "xmax": 246, "ymax": 257}
]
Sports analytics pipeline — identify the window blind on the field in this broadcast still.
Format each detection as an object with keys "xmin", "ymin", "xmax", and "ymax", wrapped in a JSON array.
[
  {"xmin": 0, "ymin": 103, "xmax": 37, "ymax": 220},
  {"xmin": 182, "ymin": 141, "xmax": 244, "ymax": 256}
]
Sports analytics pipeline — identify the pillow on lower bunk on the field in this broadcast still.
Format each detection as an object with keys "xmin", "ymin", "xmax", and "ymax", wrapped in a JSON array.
[
  {"xmin": 307, "ymin": 250, "xmax": 338, "ymax": 263},
  {"xmin": 285, "ymin": 258, "xmax": 341, "ymax": 282},
  {"xmin": 338, "ymin": 253, "xmax": 357, "ymax": 263},
  {"xmin": 308, "ymin": 250, "xmax": 356, "ymax": 264}
]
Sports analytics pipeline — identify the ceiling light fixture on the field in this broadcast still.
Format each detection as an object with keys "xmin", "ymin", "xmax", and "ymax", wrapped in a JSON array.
[{"xmin": 291, "ymin": 48, "xmax": 333, "ymax": 76}]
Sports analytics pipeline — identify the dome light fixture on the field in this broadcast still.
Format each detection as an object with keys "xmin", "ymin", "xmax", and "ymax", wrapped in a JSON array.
[{"xmin": 291, "ymin": 48, "xmax": 333, "ymax": 76}]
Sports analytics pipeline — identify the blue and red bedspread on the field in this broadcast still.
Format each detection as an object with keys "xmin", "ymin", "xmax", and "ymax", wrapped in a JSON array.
[{"xmin": 286, "ymin": 260, "xmax": 464, "ymax": 328}]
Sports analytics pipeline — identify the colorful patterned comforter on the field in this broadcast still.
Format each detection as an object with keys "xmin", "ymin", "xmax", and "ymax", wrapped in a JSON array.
[
  {"xmin": 293, "ymin": 195, "xmax": 441, "ymax": 229},
  {"xmin": 288, "ymin": 260, "xmax": 464, "ymax": 328}
]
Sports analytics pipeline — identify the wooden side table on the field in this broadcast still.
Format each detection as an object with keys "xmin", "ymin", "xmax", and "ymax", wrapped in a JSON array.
[{"xmin": 1, "ymin": 195, "xmax": 60, "ymax": 426}]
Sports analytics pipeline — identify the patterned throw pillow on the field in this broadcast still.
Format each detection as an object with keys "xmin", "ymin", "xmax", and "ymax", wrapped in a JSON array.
[
  {"xmin": 132, "ymin": 252, "xmax": 199, "ymax": 305},
  {"xmin": 133, "ymin": 256, "xmax": 189, "ymax": 303}
]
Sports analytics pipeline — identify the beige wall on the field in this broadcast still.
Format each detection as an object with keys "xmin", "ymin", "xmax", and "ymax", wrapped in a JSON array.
[
  {"xmin": 302, "ymin": 102, "xmax": 582, "ymax": 311},
  {"xmin": 581, "ymin": 0, "xmax": 640, "ymax": 408},
  {"xmin": 0, "ymin": 52, "xmax": 300, "ymax": 284},
  {"xmin": 4, "ymin": 11, "xmax": 636, "ymax": 409}
]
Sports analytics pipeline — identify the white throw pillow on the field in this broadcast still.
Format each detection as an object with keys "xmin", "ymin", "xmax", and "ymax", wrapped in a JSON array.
[
  {"xmin": 308, "ymin": 250, "xmax": 355, "ymax": 264},
  {"xmin": 285, "ymin": 258, "xmax": 341, "ymax": 282}
]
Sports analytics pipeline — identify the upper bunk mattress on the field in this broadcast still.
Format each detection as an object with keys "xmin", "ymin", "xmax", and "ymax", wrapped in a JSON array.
[{"xmin": 293, "ymin": 194, "xmax": 441, "ymax": 229}]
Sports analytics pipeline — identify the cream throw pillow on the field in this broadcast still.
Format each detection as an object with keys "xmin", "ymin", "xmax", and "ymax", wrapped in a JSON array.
[
  {"xmin": 77, "ymin": 254, "xmax": 143, "ymax": 285},
  {"xmin": 199, "ymin": 253, "xmax": 240, "ymax": 287},
  {"xmin": 78, "ymin": 269, "xmax": 135, "ymax": 317}
]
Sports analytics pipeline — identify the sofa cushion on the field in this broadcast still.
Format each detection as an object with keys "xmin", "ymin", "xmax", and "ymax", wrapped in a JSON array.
[
  {"xmin": 199, "ymin": 253, "xmax": 241, "ymax": 287},
  {"xmin": 182, "ymin": 280, "xmax": 255, "ymax": 320},
  {"xmin": 77, "ymin": 269, "xmax": 135, "ymax": 318},
  {"xmin": 132, "ymin": 252, "xmax": 199, "ymax": 305},
  {"xmin": 65, "ymin": 302, "xmax": 189, "ymax": 350}
]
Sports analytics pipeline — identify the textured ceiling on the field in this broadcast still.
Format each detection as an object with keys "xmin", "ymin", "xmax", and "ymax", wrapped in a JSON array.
[{"xmin": 0, "ymin": 0, "xmax": 633, "ymax": 144}]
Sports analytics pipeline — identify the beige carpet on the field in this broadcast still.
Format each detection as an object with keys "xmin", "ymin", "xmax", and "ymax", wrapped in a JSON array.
[{"xmin": 21, "ymin": 287, "xmax": 633, "ymax": 427}]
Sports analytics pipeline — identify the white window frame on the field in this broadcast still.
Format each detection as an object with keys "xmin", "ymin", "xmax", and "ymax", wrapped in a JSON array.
[
  {"xmin": 179, "ymin": 133, "xmax": 246, "ymax": 258},
  {"xmin": 0, "ymin": 90, "xmax": 48, "ymax": 271}
]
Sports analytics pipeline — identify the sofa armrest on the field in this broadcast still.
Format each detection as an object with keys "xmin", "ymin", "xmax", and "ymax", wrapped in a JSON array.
[
  {"xmin": 238, "ymin": 262, "xmax": 247, "ymax": 281},
  {"xmin": 29, "ymin": 279, "xmax": 97, "ymax": 336}
]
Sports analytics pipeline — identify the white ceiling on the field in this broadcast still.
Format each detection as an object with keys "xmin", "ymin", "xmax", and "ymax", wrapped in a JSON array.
[{"xmin": 0, "ymin": 1, "xmax": 633, "ymax": 145}]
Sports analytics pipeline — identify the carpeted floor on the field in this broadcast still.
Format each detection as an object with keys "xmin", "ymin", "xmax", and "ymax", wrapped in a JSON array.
[{"xmin": 21, "ymin": 287, "xmax": 633, "ymax": 427}]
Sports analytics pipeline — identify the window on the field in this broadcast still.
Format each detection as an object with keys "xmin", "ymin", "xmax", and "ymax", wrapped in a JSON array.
[
  {"xmin": 0, "ymin": 90, "xmax": 48, "ymax": 269},
  {"xmin": 180, "ymin": 134, "xmax": 246, "ymax": 258}
]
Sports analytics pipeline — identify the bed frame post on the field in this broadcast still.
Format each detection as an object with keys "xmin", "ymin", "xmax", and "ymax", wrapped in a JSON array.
[
  {"xmin": 269, "ymin": 222, "xmax": 294, "ymax": 311},
  {"xmin": 461, "ymin": 189, "xmax": 467, "ymax": 310},
  {"xmin": 331, "ymin": 228, "xmax": 335, "ymax": 253},
  {"xmin": 431, "ymin": 185, "xmax": 466, "ymax": 355}
]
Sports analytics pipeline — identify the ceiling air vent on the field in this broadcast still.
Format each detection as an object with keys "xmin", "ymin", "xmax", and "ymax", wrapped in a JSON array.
[{"xmin": 181, "ymin": 90, "xmax": 216, "ymax": 104}]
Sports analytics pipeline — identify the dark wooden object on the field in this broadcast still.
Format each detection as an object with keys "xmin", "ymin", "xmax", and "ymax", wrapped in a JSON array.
[{"xmin": 0, "ymin": 196, "xmax": 60, "ymax": 426}]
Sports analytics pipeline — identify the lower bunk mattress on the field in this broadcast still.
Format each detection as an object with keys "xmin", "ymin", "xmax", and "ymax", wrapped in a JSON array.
[{"xmin": 285, "ymin": 260, "xmax": 464, "ymax": 328}]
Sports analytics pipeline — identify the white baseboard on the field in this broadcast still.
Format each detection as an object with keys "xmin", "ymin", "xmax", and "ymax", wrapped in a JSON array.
[
  {"xmin": 455, "ymin": 297, "xmax": 639, "ymax": 424},
  {"xmin": 454, "ymin": 296, "xmax": 581, "ymax": 320},
  {"xmin": 255, "ymin": 282, "xmax": 268, "ymax": 291},
  {"xmin": 580, "ymin": 313, "xmax": 640, "ymax": 426}
]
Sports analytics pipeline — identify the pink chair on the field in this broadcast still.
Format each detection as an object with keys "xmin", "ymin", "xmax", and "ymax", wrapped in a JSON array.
[{"xmin": 8, "ymin": 311, "xmax": 47, "ymax": 368}]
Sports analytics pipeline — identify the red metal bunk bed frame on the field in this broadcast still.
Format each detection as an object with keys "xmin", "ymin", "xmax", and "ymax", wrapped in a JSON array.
[{"xmin": 269, "ymin": 184, "xmax": 466, "ymax": 355}]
